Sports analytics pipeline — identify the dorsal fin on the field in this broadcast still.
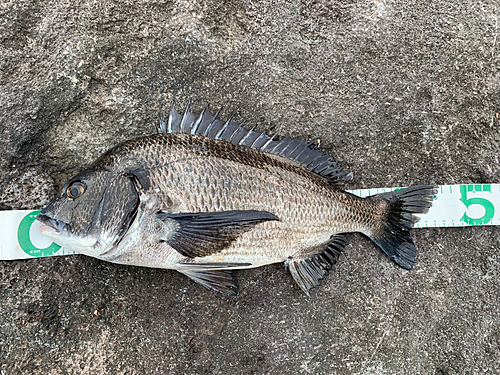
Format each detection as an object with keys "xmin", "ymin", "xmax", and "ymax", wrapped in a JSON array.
[{"xmin": 158, "ymin": 103, "xmax": 353, "ymax": 185}]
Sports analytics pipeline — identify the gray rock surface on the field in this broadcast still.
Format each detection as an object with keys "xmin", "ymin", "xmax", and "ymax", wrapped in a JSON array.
[{"xmin": 1, "ymin": 0, "xmax": 499, "ymax": 373}]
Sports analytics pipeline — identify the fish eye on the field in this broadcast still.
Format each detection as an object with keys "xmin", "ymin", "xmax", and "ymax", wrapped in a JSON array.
[{"xmin": 66, "ymin": 182, "xmax": 85, "ymax": 199}]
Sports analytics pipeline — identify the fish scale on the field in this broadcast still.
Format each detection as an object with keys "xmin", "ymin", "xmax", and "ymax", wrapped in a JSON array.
[
  {"xmin": 37, "ymin": 103, "xmax": 436, "ymax": 295},
  {"xmin": 152, "ymin": 155, "xmax": 337, "ymax": 260},
  {"xmin": 137, "ymin": 137, "xmax": 349, "ymax": 260}
]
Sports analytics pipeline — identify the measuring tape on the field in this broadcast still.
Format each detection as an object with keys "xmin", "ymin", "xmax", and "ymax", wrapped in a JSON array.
[
  {"xmin": 351, "ymin": 184, "xmax": 500, "ymax": 228},
  {"xmin": 1, "ymin": 184, "xmax": 498, "ymax": 260}
]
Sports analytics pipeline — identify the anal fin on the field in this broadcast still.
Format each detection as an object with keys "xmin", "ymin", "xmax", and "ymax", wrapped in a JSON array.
[
  {"xmin": 285, "ymin": 234, "xmax": 346, "ymax": 296},
  {"xmin": 178, "ymin": 269, "xmax": 238, "ymax": 295}
]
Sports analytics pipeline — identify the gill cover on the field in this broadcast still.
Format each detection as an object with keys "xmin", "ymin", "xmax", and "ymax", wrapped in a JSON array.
[{"xmin": 38, "ymin": 167, "xmax": 140, "ymax": 255}]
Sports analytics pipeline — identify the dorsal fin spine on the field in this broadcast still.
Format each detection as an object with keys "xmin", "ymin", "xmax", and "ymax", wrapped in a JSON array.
[
  {"xmin": 278, "ymin": 144, "xmax": 291, "ymax": 155},
  {"xmin": 290, "ymin": 145, "xmax": 309, "ymax": 161},
  {"xmin": 260, "ymin": 135, "xmax": 276, "ymax": 150},
  {"xmin": 270, "ymin": 137, "xmax": 291, "ymax": 153},
  {"xmin": 192, "ymin": 106, "xmax": 208, "ymax": 135},
  {"xmin": 204, "ymin": 108, "xmax": 222, "ymax": 137},
  {"xmin": 216, "ymin": 116, "xmax": 233, "ymax": 140},
  {"xmin": 239, "ymin": 127, "xmax": 256, "ymax": 145},
  {"xmin": 228, "ymin": 125, "xmax": 243, "ymax": 142},
  {"xmin": 250, "ymin": 132, "xmax": 267, "ymax": 148},
  {"xmin": 280, "ymin": 140, "xmax": 302, "ymax": 156},
  {"xmin": 158, "ymin": 112, "xmax": 167, "ymax": 134},
  {"xmin": 167, "ymin": 104, "xmax": 177, "ymax": 133},
  {"xmin": 180, "ymin": 99, "xmax": 192, "ymax": 130}
]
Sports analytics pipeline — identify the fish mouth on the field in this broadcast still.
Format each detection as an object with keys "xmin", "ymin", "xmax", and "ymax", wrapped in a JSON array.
[{"xmin": 36, "ymin": 214, "xmax": 68, "ymax": 233}]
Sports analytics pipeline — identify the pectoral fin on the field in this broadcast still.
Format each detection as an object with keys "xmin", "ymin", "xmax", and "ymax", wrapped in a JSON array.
[{"xmin": 157, "ymin": 210, "xmax": 279, "ymax": 258}]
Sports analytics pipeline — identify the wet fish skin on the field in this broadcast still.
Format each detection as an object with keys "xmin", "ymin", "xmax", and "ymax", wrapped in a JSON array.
[{"xmin": 37, "ymin": 103, "xmax": 436, "ymax": 295}]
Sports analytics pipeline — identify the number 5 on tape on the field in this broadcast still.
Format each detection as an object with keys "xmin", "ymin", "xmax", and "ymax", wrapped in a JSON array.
[{"xmin": 459, "ymin": 185, "xmax": 495, "ymax": 225}]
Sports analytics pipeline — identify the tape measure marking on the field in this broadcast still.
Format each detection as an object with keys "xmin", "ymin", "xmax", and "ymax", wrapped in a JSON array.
[
  {"xmin": 348, "ymin": 184, "xmax": 499, "ymax": 228},
  {"xmin": 17, "ymin": 210, "xmax": 62, "ymax": 257}
]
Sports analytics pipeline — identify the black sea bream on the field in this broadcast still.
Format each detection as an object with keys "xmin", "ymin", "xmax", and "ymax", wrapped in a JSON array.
[{"xmin": 37, "ymin": 103, "xmax": 436, "ymax": 295}]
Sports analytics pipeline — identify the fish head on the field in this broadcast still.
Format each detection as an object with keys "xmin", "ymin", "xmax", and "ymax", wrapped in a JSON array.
[{"xmin": 37, "ymin": 167, "xmax": 140, "ymax": 256}]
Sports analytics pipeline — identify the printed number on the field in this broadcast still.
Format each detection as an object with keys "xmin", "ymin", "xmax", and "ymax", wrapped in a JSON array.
[
  {"xmin": 17, "ymin": 210, "xmax": 61, "ymax": 257},
  {"xmin": 459, "ymin": 185, "xmax": 495, "ymax": 225}
]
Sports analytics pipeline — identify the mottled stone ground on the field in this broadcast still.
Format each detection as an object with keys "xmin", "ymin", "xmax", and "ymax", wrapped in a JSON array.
[{"xmin": 1, "ymin": 0, "xmax": 499, "ymax": 374}]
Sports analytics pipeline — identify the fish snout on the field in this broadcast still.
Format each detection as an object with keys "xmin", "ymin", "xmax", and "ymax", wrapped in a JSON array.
[{"xmin": 36, "ymin": 214, "xmax": 68, "ymax": 233}]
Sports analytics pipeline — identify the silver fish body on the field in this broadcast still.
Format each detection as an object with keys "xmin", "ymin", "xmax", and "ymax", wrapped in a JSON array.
[{"xmin": 38, "ymin": 104, "xmax": 436, "ymax": 295}]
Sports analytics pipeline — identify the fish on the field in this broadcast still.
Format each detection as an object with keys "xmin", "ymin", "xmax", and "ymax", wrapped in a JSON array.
[{"xmin": 37, "ymin": 102, "xmax": 437, "ymax": 296}]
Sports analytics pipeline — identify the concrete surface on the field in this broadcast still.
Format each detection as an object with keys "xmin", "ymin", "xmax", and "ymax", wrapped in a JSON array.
[{"xmin": 1, "ymin": 0, "xmax": 500, "ymax": 374}]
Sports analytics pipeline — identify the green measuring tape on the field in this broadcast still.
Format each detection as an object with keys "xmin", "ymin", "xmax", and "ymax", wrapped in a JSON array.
[
  {"xmin": 17, "ymin": 210, "xmax": 62, "ymax": 257},
  {"xmin": 0, "ymin": 184, "xmax": 498, "ymax": 260},
  {"xmin": 350, "ymin": 184, "xmax": 499, "ymax": 228}
]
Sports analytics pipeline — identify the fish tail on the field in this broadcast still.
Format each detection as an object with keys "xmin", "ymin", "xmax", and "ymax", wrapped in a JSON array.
[{"xmin": 366, "ymin": 185, "xmax": 437, "ymax": 269}]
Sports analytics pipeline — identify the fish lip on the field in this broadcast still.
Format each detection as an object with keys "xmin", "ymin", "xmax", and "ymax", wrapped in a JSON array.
[{"xmin": 36, "ymin": 214, "xmax": 68, "ymax": 233}]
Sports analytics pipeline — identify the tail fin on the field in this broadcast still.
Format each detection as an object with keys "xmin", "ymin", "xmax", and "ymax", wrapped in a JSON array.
[{"xmin": 367, "ymin": 185, "xmax": 437, "ymax": 269}]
